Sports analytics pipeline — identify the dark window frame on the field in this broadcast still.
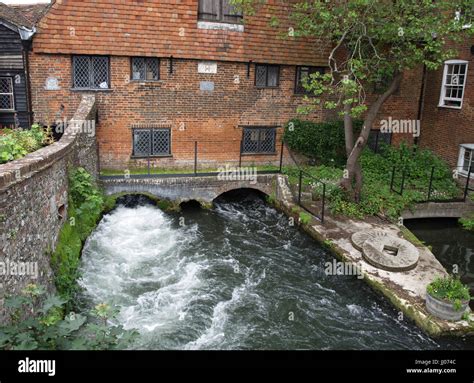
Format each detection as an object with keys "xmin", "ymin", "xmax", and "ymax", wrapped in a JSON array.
[
  {"xmin": 131, "ymin": 128, "xmax": 172, "ymax": 158},
  {"xmin": 255, "ymin": 64, "xmax": 280, "ymax": 89},
  {"xmin": 72, "ymin": 55, "xmax": 110, "ymax": 90},
  {"xmin": 241, "ymin": 127, "xmax": 277, "ymax": 155},
  {"xmin": 130, "ymin": 57, "xmax": 161, "ymax": 82},
  {"xmin": 294, "ymin": 66, "xmax": 325, "ymax": 95},
  {"xmin": 198, "ymin": 0, "xmax": 243, "ymax": 24},
  {"xmin": 0, "ymin": 76, "xmax": 15, "ymax": 111},
  {"xmin": 367, "ymin": 129, "xmax": 392, "ymax": 153}
]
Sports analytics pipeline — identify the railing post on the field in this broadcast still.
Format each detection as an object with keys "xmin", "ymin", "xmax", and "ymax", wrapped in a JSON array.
[
  {"xmin": 427, "ymin": 166, "xmax": 434, "ymax": 201},
  {"xmin": 390, "ymin": 166, "xmax": 395, "ymax": 192},
  {"xmin": 194, "ymin": 141, "xmax": 198, "ymax": 176},
  {"xmin": 239, "ymin": 141, "xmax": 242, "ymax": 168},
  {"xmin": 321, "ymin": 183, "xmax": 326, "ymax": 224},
  {"xmin": 298, "ymin": 170, "xmax": 303, "ymax": 206},
  {"xmin": 400, "ymin": 170, "xmax": 406, "ymax": 196},
  {"xmin": 279, "ymin": 140, "xmax": 284, "ymax": 173},
  {"xmin": 464, "ymin": 165, "xmax": 472, "ymax": 201}
]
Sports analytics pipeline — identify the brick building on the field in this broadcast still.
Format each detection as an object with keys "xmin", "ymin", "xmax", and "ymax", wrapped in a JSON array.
[
  {"xmin": 26, "ymin": 0, "xmax": 423, "ymax": 171},
  {"xmin": 418, "ymin": 39, "xmax": 474, "ymax": 177}
]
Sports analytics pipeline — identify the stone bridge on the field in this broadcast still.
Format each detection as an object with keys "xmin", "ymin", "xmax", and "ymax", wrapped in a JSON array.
[
  {"xmin": 100, "ymin": 173, "xmax": 278, "ymax": 205},
  {"xmin": 402, "ymin": 201, "xmax": 474, "ymax": 220}
]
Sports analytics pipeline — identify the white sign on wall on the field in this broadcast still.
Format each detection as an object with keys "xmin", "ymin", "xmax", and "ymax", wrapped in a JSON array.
[
  {"xmin": 198, "ymin": 61, "xmax": 217, "ymax": 74},
  {"xmin": 45, "ymin": 77, "xmax": 60, "ymax": 90}
]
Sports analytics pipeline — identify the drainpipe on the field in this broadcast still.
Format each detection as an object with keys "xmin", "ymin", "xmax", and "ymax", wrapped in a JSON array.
[
  {"xmin": 22, "ymin": 39, "xmax": 34, "ymax": 128},
  {"xmin": 414, "ymin": 64, "xmax": 427, "ymax": 151}
]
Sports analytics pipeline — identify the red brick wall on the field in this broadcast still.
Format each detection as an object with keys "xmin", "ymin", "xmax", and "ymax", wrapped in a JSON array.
[
  {"xmin": 368, "ymin": 68, "xmax": 424, "ymax": 147},
  {"xmin": 419, "ymin": 40, "xmax": 474, "ymax": 167},
  {"xmin": 29, "ymin": 53, "xmax": 327, "ymax": 170}
]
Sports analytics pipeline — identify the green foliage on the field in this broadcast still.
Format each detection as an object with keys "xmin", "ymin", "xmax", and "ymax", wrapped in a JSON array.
[
  {"xmin": 272, "ymin": 0, "xmax": 473, "ymax": 116},
  {"xmin": 51, "ymin": 167, "xmax": 105, "ymax": 302},
  {"xmin": 265, "ymin": 192, "xmax": 276, "ymax": 205},
  {"xmin": 299, "ymin": 211, "xmax": 312, "ymax": 225},
  {"xmin": 427, "ymin": 276, "xmax": 471, "ymax": 311},
  {"xmin": 284, "ymin": 119, "xmax": 362, "ymax": 167},
  {"xmin": 0, "ymin": 284, "xmax": 138, "ymax": 350},
  {"xmin": 0, "ymin": 125, "xmax": 53, "ymax": 164},
  {"xmin": 459, "ymin": 215, "xmax": 474, "ymax": 231},
  {"xmin": 284, "ymin": 144, "xmax": 462, "ymax": 220}
]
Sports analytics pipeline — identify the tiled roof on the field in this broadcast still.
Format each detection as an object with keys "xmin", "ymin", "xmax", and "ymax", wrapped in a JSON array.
[
  {"xmin": 0, "ymin": 2, "xmax": 35, "ymax": 28},
  {"xmin": 10, "ymin": 3, "xmax": 51, "ymax": 27},
  {"xmin": 33, "ymin": 0, "xmax": 329, "ymax": 66}
]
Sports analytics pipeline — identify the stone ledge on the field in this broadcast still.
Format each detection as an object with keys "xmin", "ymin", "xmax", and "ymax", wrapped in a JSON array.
[{"xmin": 273, "ymin": 174, "xmax": 474, "ymax": 338}]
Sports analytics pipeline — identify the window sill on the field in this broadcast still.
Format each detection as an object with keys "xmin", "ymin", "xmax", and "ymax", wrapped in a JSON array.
[
  {"xmin": 131, "ymin": 155, "xmax": 173, "ymax": 159},
  {"xmin": 0, "ymin": 110, "xmax": 16, "ymax": 113},
  {"xmin": 130, "ymin": 80, "xmax": 163, "ymax": 84},
  {"xmin": 70, "ymin": 88, "xmax": 112, "ymax": 93},
  {"xmin": 438, "ymin": 103, "xmax": 462, "ymax": 110},
  {"xmin": 256, "ymin": 86, "xmax": 280, "ymax": 90},
  {"xmin": 197, "ymin": 21, "xmax": 244, "ymax": 32},
  {"xmin": 241, "ymin": 152, "xmax": 277, "ymax": 156},
  {"xmin": 458, "ymin": 171, "xmax": 472, "ymax": 178}
]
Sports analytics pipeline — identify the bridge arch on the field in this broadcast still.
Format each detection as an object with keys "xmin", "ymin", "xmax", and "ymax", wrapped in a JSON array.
[
  {"xmin": 212, "ymin": 185, "xmax": 270, "ymax": 202},
  {"xmin": 100, "ymin": 174, "xmax": 277, "ymax": 205}
]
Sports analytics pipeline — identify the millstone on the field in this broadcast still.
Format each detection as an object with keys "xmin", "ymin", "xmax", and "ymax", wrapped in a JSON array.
[
  {"xmin": 361, "ymin": 236, "xmax": 419, "ymax": 272},
  {"xmin": 351, "ymin": 229, "xmax": 394, "ymax": 251}
]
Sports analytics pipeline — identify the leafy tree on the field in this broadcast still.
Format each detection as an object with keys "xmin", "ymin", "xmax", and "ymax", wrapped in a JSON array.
[{"xmin": 234, "ymin": 0, "xmax": 473, "ymax": 201}]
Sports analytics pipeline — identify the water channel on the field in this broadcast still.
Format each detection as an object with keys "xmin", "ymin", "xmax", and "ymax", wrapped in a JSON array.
[{"xmin": 78, "ymin": 191, "xmax": 474, "ymax": 350}]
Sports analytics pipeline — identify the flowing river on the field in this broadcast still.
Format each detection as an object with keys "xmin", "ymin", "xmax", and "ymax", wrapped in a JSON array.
[{"xmin": 78, "ymin": 191, "xmax": 474, "ymax": 350}]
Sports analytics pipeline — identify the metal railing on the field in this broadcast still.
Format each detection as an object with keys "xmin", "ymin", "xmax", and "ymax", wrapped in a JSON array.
[
  {"xmin": 296, "ymin": 169, "xmax": 327, "ymax": 224},
  {"xmin": 390, "ymin": 165, "xmax": 473, "ymax": 202},
  {"xmin": 100, "ymin": 139, "xmax": 286, "ymax": 179}
]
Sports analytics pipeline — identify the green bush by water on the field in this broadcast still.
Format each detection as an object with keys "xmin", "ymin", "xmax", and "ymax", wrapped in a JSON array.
[
  {"xmin": 459, "ymin": 215, "xmax": 474, "ymax": 232},
  {"xmin": 0, "ymin": 284, "xmax": 137, "ymax": 350},
  {"xmin": 51, "ymin": 167, "xmax": 107, "ymax": 302}
]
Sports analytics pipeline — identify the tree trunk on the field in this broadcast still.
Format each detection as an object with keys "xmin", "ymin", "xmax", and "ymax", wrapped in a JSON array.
[
  {"xmin": 343, "ymin": 102, "xmax": 354, "ymax": 157},
  {"xmin": 341, "ymin": 72, "xmax": 403, "ymax": 201}
]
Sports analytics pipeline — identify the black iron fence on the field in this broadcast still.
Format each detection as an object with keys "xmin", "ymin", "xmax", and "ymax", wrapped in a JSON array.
[
  {"xmin": 101, "ymin": 139, "xmax": 286, "ymax": 178},
  {"xmin": 390, "ymin": 165, "xmax": 473, "ymax": 202}
]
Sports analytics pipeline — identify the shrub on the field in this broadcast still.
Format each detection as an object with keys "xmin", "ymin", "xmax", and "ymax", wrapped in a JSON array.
[
  {"xmin": 0, "ymin": 124, "xmax": 52, "ymax": 164},
  {"xmin": 0, "ymin": 284, "xmax": 137, "ymax": 350},
  {"xmin": 459, "ymin": 215, "xmax": 474, "ymax": 231},
  {"xmin": 284, "ymin": 119, "xmax": 362, "ymax": 167},
  {"xmin": 299, "ymin": 211, "xmax": 312, "ymax": 224},
  {"xmin": 427, "ymin": 276, "xmax": 471, "ymax": 311}
]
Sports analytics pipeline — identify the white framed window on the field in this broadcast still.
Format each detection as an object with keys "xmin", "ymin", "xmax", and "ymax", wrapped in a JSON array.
[
  {"xmin": 0, "ymin": 77, "xmax": 14, "ymax": 111},
  {"xmin": 457, "ymin": 144, "xmax": 474, "ymax": 177},
  {"xmin": 438, "ymin": 60, "xmax": 468, "ymax": 109}
]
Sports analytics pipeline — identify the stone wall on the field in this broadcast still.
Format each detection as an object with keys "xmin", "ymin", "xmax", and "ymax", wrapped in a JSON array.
[{"xmin": 0, "ymin": 95, "xmax": 98, "ymax": 323}]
